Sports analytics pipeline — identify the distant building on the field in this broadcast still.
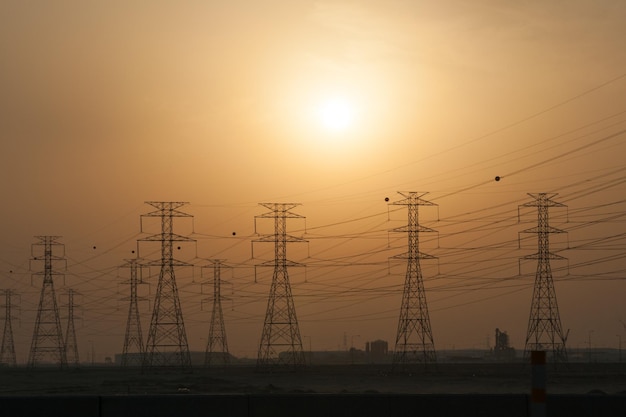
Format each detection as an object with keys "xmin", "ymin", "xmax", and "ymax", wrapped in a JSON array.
[
  {"xmin": 492, "ymin": 328, "xmax": 516, "ymax": 361},
  {"xmin": 365, "ymin": 340, "xmax": 389, "ymax": 363}
]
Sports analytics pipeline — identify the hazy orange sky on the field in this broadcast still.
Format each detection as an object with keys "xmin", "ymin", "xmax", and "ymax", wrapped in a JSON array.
[{"xmin": 1, "ymin": 1, "xmax": 626, "ymax": 362}]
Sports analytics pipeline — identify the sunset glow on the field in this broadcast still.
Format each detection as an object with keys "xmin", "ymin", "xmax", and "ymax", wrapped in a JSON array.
[{"xmin": 1, "ymin": 1, "xmax": 626, "ymax": 367}]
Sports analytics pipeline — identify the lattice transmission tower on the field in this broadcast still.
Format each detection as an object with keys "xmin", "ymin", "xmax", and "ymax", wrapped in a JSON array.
[
  {"xmin": 28, "ymin": 236, "xmax": 67, "ymax": 367},
  {"xmin": 390, "ymin": 192, "xmax": 437, "ymax": 369},
  {"xmin": 203, "ymin": 260, "xmax": 230, "ymax": 366},
  {"xmin": 64, "ymin": 289, "xmax": 80, "ymax": 367},
  {"xmin": 520, "ymin": 193, "xmax": 569, "ymax": 363},
  {"xmin": 121, "ymin": 258, "xmax": 147, "ymax": 367},
  {"xmin": 0, "ymin": 289, "xmax": 17, "ymax": 366},
  {"xmin": 254, "ymin": 203, "xmax": 306, "ymax": 370},
  {"xmin": 140, "ymin": 202, "xmax": 193, "ymax": 369}
]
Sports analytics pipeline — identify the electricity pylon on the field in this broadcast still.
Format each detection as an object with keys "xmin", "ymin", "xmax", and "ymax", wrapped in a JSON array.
[
  {"xmin": 390, "ymin": 192, "xmax": 437, "ymax": 370},
  {"xmin": 64, "ymin": 289, "xmax": 80, "ymax": 367},
  {"xmin": 203, "ymin": 260, "xmax": 230, "ymax": 366},
  {"xmin": 28, "ymin": 236, "xmax": 67, "ymax": 367},
  {"xmin": 121, "ymin": 258, "xmax": 147, "ymax": 367},
  {"xmin": 140, "ymin": 202, "xmax": 193, "ymax": 369},
  {"xmin": 0, "ymin": 289, "xmax": 17, "ymax": 366},
  {"xmin": 254, "ymin": 203, "xmax": 306, "ymax": 370},
  {"xmin": 520, "ymin": 193, "xmax": 568, "ymax": 363}
]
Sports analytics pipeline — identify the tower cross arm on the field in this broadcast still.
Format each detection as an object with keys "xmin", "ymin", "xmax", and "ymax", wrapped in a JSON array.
[
  {"xmin": 522, "ymin": 193, "xmax": 567, "ymax": 207},
  {"xmin": 392, "ymin": 251, "xmax": 437, "ymax": 260},
  {"xmin": 392, "ymin": 225, "xmax": 437, "ymax": 233},
  {"xmin": 256, "ymin": 211, "xmax": 304, "ymax": 219},
  {"xmin": 139, "ymin": 233, "xmax": 196, "ymax": 242},
  {"xmin": 33, "ymin": 235, "xmax": 63, "ymax": 243},
  {"xmin": 253, "ymin": 234, "xmax": 307, "ymax": 243},
  {"xmin": 521, "ymin": 193, "xmax": 566, "ymax": 208},
  {"xmin": 143, "ymin": 201, "xmax": 191, "ymax": 215},
  {"xmin": 258, "ymin": 202, "xmax": 301, "ymax": 211},
  {"xmin": 256, "ymin": 259, "xmax": 306, "ymax": 268},
  {"xmin": 523, "ymin": 252, "xmax": 567, "ymax": 260},
  {"xmin": 521, "ymin": 226, "xmax": 566, "ymax": 234},
  {"xmin": 31, "ymin": 270, "xmax": 65, "ymax": 277},
  {"xmin": 392, "ymin": 192, "xmax": 437, "ymax": 206}
]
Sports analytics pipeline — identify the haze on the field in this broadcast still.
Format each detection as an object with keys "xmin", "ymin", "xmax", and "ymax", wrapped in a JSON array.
[{"xmin": 1, "ymin": 1, "xmax": 625, "ymax": 362}]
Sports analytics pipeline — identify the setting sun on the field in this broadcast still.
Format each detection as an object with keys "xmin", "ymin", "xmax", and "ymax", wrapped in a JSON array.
[{"xmin": 317, "ymin": 97, "xmax": 356, "ymax": 132}]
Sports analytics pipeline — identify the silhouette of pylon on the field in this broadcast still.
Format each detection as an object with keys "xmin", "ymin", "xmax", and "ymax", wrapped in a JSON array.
[
  {"xmin": 203, "ymin": 260, "xmax": 230, "ymax": 366},
  {"xmin": 140, "ymin": 202, "xmax": 193, "ymax": 369},
  {"xmin": 121, "ymin": 258, "xmax": 147, "ymax": 367},
  {"xmin": 390, "ymin": 192, "xmax": 437, "ymax": 370},
  {"xmin": 520, "ymin": 193, "xmax": 569, "ymax": 363},
  {"xmin": 254, "ymin": 203, "xmax": 306, "ymax": 370},
  {"xmin": 28, "ymin": 236, "xmax": 67, "ymax": 367},
  {"xmin": 0, "ymin": 289, "xmax": 17, "ymax": 366},
  {"xmin": 64, "ymin": 289, "xmax": 80, "ymax": 367}
]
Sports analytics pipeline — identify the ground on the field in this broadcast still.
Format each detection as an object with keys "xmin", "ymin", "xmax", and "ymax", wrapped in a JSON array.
[{"xmin": 0, "ymin": 363, "xmax": 624, "ymax": 396}]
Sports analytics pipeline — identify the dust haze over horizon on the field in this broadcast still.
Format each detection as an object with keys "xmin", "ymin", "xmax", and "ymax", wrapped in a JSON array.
[{"xmin": 1, "ymin": 1, "xmax": 626, "ymax": 363}]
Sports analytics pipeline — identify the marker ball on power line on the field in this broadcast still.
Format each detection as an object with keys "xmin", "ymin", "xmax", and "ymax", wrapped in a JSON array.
[
  {"xmin": 384, "ymin": 197, "xmax": 389, "ymax": 202},
  {"xmin": 495, "ymin": 176, "xmax": 501, "ymax": 182}
]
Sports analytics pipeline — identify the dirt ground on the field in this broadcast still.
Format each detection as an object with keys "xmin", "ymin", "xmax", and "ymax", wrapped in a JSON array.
[{"xmin": 0, "ymin": 363, "xmax": 624, "ymax": 396}]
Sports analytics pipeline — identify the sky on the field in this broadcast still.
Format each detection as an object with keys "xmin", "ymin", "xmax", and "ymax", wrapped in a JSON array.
[{"xmin": 1, "ymin": 0, "xmax": 626, "ymax": 363}]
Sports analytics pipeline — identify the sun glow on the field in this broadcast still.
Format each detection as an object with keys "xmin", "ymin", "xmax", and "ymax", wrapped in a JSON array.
[{"xmin": 317, "ymin": 97, "xmax": 356, "ymax": 132}]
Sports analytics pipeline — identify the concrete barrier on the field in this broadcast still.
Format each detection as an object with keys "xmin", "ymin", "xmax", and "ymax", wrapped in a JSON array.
[
  {"xmin": 0, "ymin": 395, "xmax": 100, "ymax": 417},
  {"xmin": 249, "ymin": 394, "xmax": 529, "ymax": 417},
  {"xmin": 1, "ymin": 394, "xmax": 625, "ymax": 417},
  {"xmin": 548, "ymin": 395, "xmax": 626, "ymax": 417},
  {"xmin": 101, "ymin": 394, "xmax": 248, "ymax": 417}
]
